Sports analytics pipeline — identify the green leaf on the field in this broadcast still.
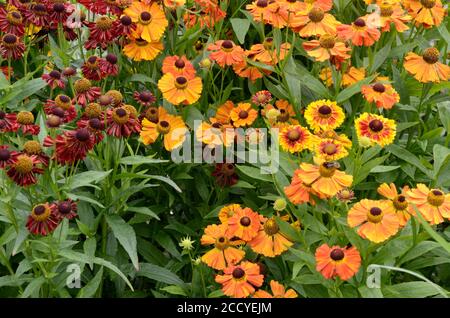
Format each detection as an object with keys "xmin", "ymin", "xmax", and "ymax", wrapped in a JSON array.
[
  {"xmin": 412, "ymin": 206, "xmax": 450, "ymax": 255},
  {"xmin": 336, "ymin": 74, "xmax": 377, "ymax": 103},
  {"xmin": 148, "ymin": 175, "xmax": 182, "ymax": 193},
  {"xmin": 386, "ymin": 144, "xmax": 433, "ymax": 178},
  {"xmin": 369, "ymin": 39, "xmax": 393, "ymax": 73},
  {"xmin": 119, "ymin": 156, "xmax": 168, "ymax": 165},
  {"xmin": 236, "ymin": 165, "xmax": 272, "ymax": 182},
  {"xmin": 126, "ymin": 206, "xmax": 160, "ymax": 220},
  {"xmin": 4, "ymin": 78, "xmax": 47, "ymax": 109},
  {"xmin": 433, "ymin": 144, "xmax": 450, "ymax": 181},
  {"xmin": 370, "ymin": 165, "xmax": 400, "ymax": 173},
  {"xmin": 59, "ymin": 249, "xmax": 134, "ymax": 291},
  {"xmin": 230, "ymin": 18, "xmax": 250, "ymax": 44},
  {"xmin": 437, "ymin": 101, "xmax": 450, "ymax": 132},
  {"xmin": 59, "ymin": 170, "xmax": 112, "ymax": 190},
  {"xmin": 136, "ymin": 263, "xmax": 186, "ymax": 288},
  {"xmin": 160, "ymin": 285, "xmax": 188, "ymax": 296},
  {"xmin": 20, "ymin": 277, "xmax": 46, "ymax": 298},
  {"xmin": 358, "ymin": 286, "xmax": 383, "ymax": 298},
  {"xmin": 383, "ymin": 282, "xmax": 446, "ymax": 298},
  {"xmin": 182, "ymin": 106, "xmax": 204, "ymax": 129},
  {"xmin": 106, "ymin": 215, "xmax": 139, "ymax": 270},
  {"xmin": 231, "ymin": 180, "xmax": 255, "ymax": 189},
  {"xmin": 77, "ymin": 267, "xmax": 103, "ymax": 298}
]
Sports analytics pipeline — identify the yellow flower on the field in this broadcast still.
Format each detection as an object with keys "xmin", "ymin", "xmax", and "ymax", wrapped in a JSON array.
[{"xmin": 304, "ymin": 100, "xmax": 345, "ymax": 132}]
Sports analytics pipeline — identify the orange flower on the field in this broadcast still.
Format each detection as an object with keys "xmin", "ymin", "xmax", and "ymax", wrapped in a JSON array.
[
  {"xmin": 208, "ymin": 40, "xmax": 245, "ymax": 68},
  {"xmin": 124, "ymin": 1, "xmax": 168, "ymax": 42},
  {"xmin": 195, "ymin": 121, "xmax": 234, "ymax": 148},
  {"xmin": 279, "ymin": 125, "xmax": 312, "ymax": 153},
  {"xmin": 315, "ymin": 244, "xmax": 361, "ymax": 280},
  {"xmin": 200, "ymin": 223, "xmax": 245, "ymax": 270},
  {"xmin": 304, "ymin": 100, "xmax": 345, "ymax": 133},
  {"xmin": 253, "ymin": 280, "xmax": 298, "ymax": 298},
  {"xmin": 296, "ymin": 162, "xmax": 353, "ymax": 198},
  {"xmin": 123, "ymin": 34, "xmax": 163, "ymax": 61},
  {"xmin": 312, "ymin": 138, "xmax": 349, "ymax": 162},
  {"xmin": 320, "ymin": 66, "xmax": 366, "ymax": 87},
  {"xmin": 233, "ymin": 55, "xmax": 267, "ymax": 82},
  {"xmin": 348, "ymin": 199, "xmax": 400, "ymax": 243},
  {"xmin": 290, "ymin": 4, "xmax": 340, "ymax": 37},
  {"xmin": 337, "ymin": 17, "xmax": 380, "ymax": 47},
  {"xmin": 378, "ymin": 183, "xmax": 413, "ymax": 227},
  {"xmin": 218, "ymin": 204, "xmax": 242, "ymax": 224},
  {"xmin": 249, "ymin": 218, "xmax": 293, "ymax": 257},
  {"xmin": 263, "ymin": 99, "xmax": 299, "ymax": 127},
  {"xmin": 407, "ymin": 184, "xmax": 450, "ymax": 225},
  {"xmin": 211, "ymin": 101, "xmax": 235, "ymax": 125},
  {"xmin": 407, "ymin": 0, "xmax": 445, "ymax": 27},
  {"xmin": 246, "ymin": 0, "xmax": 277, "ymax": 24},
  {"xmin": 304, "ymin": 0, "xmax": 334, "ymax": 11},
  {"xmin": 355, "ymin": 113, "xmax": 396, "ymax": 147},
  {"xmin": 285, "ymin": 171, "xmax": 324, "ymax": 205},
  {"xmin": 140, "ymin": 111, "xmax": 188, "ymax": 151},
  {"xmin": 404, "ymin": 47, "xmax": 450, "ymax": 83},
  {"xmin": 161, "ymin": 55, "xmax": 196, "ymax": 78},
  {"xmin": 215, "ymin": 261, "xmax": 264, "ymax": 298},
  {"xmin": 361, "ymin": 82, "xmax": 400, "ymax": 110},
  {"xmin": 377, "ymin": 3, "xmax": 412, "ymax": 32},
  {"xmin": 157, "ymin": 73, "xmax": 203, "ymax": 105},
  {"xmin": 246, "ymin": 38, "xmax": 290, "ymax": 65},
  {"xmin": 230, "ymin": 103, "xmax": 258, "ymax": 127},
  {"xmin": 227, "ymin": 207, "xmax": 262, "ymax": 241},
  {"xmin": 315, "ymin": 130, "xmax": 353, "ymax": 150},
  {"xmin": 303, "ymin": 34, "xmax": 351, "ymax": 62}
]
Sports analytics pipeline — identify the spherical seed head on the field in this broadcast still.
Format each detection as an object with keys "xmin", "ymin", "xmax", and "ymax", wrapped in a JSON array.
[
  {"xmin": 121, "ymin": 15, "xmax": 132, "ymax": 26},
  {"xmin": 87, "ymin": 56, "xmax": 98, "ymax": 64},
  {"xmin": 422, "ymin": 47, "xmax": 439, "ymax": 64},
  {"xmin": 427, "ymin": 189, "xmax": 445, "ymax": 206},
  {"xmin": 58, "ymin": 202, "xmax": 72, "ymax": 214},
  {"xmin": 53, "ymin": 3, "xmax": 66, "ymax": 12},
  {"xmin": 221, "ymin": 40, "xmax": 233, "ymax": 50},
  {"xmin": 240, "ymin": 216, "xmax": 251, "ymax": 226},
  {"xmin": 323, "ymin": 143, "xmax": 337, "ymax": 155},
  {"xmin": 157, "ymin": 120, "xmax": 171, "ymax": 134},
  {"xmin": 106, "ymin": 53, "xmax": 118, "ymax": 64},
  {"xmin": 145, "ymin": 107, "xmax": 159, "ymax": 123},
  {"xmin": 62, "ymin": 67, "xmax": 76, "ymax": 77},
  {"xmin": 14, "ymin": 155, "xmax": 33, "ymax": 173},
  {"xmin": 17, "ymin": 111, "xmax": 34, "ymax": 125},
  {"xmin": 373, "ymin": 83, "xmax": 386, "ymax": 93},
  {"xmin": 96, "ymin": 16, "xmax": 113, "ymax": 30},
  {"xmin": 85, "ymin": 103, "xmax": 102, "ymax": 118},
  {"xmin": 175, "ymin": 76, "xmax": 188, "ymax": 89},
  {"xmin": 273, "ymin": 198, "xmax": 287, "ymax": 211},
  {"xmin": 330, "ymin": 248, "xmax": 345, "ymax": 261},
  {"xmin": 74, "ymin": 78, "xmax": 92, "ymax": 93},
  {"xmin": 99, "ymin": 94, "xmax": 113, "ymax": 106},
  {"xmin": 264, "ymin": 219, "xmax": 280, "ymax": 235},
  {"xmin": 319, "ymin": 34, "xmax": 335, "ymax": 49},
  {"xmin": 52, "ymin": 107, "xmax": 65, "ymax": 118},
  {"xmin": 23, "ymin": 140, "xmax": 41, "ymax": 155},
  {"xmin": 89, "ymin": 117, "xmax": 103, "ymax": 130},
  {"xmin": 106, "ymin": 90, "xmax": 123, "ymax": 106},
  {"xmin": 175, "ymin": 58, "xmax": 185, "ymax": 69},
  {"xmin": 393, "ymin": 195, "xmax": 408, "ymax": 210},
  {"xmin": 0, "ymin": 149, "xmax": 11, "ymax": 161},
  {"xmin": 3, "ymin": 34, "xmax": 17, "ymax": 44},
  {"xmin": 55, "ymin": 94, "xmax": 71, "ymax": 109},
  {"xmin": 123, "ymin": 104, "xmax": 137, "ymax": 117},
  {"xmin": 354, "ymin": 18, "xmax": 366, "ymax": 27},
  {"xmin": 232, "ymin": 267, "xmax": 245, "ymax": 279},
  {"xmin": 47, "ymin": 115, "xmax": 62, "ymax": 128},
  {"xmin": 319, "ymin": 162, "xmax": 337, "ymax": 177},
  {"xmin": 420, "ymin": 0, "xmax": 436, "ymax": 8},
  {"xmin": 238, "ymin": 110, "xmax": 249, "ymax": 119},
  {"xmin": 75, "ymin": 128, "xmax": 90, "ymax": 142},
  {"xmin": 287, "ymin": 129, "xmax": 300, "ymax": 141},
  {"xmin": 49, "ymin": 70, "xmax": 61, "ymax": 79},
  {"xmin": 308, "ymin": 7, "xmax": 325, "ymax": 22},
  {"xmin": 318, "ymin": 105, "xmax": 332, "ymax": 116},
  {"xmin": 256, "ymin": 0, "xmax": 268, "ymax": 7},
  {"xmin": 369, "ymin": 119, "xmax": 384, "ymax": 132}
]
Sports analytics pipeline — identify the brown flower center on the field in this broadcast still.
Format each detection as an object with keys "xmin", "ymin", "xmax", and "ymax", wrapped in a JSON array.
[
  {"xmin": 323, "ymin": 143, "xmax": 337, "ymax": 155},
  {"xmin": 422, "ymin": 47, "xmax": 439, "ymax": 64},
  {"xmin": 7, "ymin": 11, "xmax": 22, "ymax": 25},
  {"xmin": 319, "ymin": 34, "xmax": 335, "ymax": 49},
  {"xmin": 74, "ymin": 78, "xmax": 92, "ymax": 93},
  {"xmin": 113, "ymin": 108, "xmax": 129, "ymax": 124},
  {"xmin": 420, "ymin": 0, "xmax": 436, "ymax": 8},
  {"xmin": 427, "ymin": 189, "xmax": 445, "ymax": 206},
  {"xmin": 256, "ymin": 0, "xmax": 268, "ymax": 8},
  {"xmin": 175, "ymin": 76, "xmax": 188, "ymax": 89},
  {"xmin": 264, "ymin": 219, "xmax": 279, "ymax": 236},
  {"xmin": 221, "ymin": 40, "xmax": 234, "ymax": 52},
  {"xmin": 75, "ymin": 128, "xmax": 91, "ymax": 142},
  {"xmin": 46, "ymin": 115, "xmax": 62, "ymax": 128},
  {"xmin": 33, "ymin": 4, "xmax": 47, "ymax": 15},
  {"xmin": 32, "ymin": 204, "xmax": 51, "ymax": 222},
  {"xmin": 240, "ymin": 216, "xmax": 251, "ymax": 227},
  {"xmin": 318, "ymin": 105, "xmax": 332, "ymax": 117},
  {"xmin": 85, "ymin": 103, "xmax": 102, "ymax": 118},
  {"xmin": 14, "ymin": 155, "xmax": 33, "ymax": 174},
  {"xmin": 368, "ymin": 207, "xmax": 383, "ymax": 223},
  {"xmin": 53, "ymin": 3, "xmax": 66, "ymax": 13},
  {"xmin": 106, "ymin": 90, "xmax": 123, "ymax": 106},
  {"xmin": 96, "ymin": 16, "xmax": 113, "ymax": 30},
  {"xmin": 175, "ymin": 58, "xmax": 185, "ymax": 69},
  {"xmin": 380, "ymin": 4, "xmax": 394, "ymax": 17},
  {"xmin": 353, "ymin": 18, "xmax": 366, "ymax": 27},
  {"xmin": 330, "ymin": 248, "xmax": 345, "ymax": 261},
  {"xmin": 89, "ymin": 118, "xmax": 103, "ymax": 130},
  {"xmin": 287, "ymin": 129, "xmax": 300, "ymax": 141},
  {"xmin": 263, "ymin": 37, "xmax": 273, "ymax": 50},
  {"xmin": 121, "ymin": 15, "xmax": 132, "ymax": 26},
  {"xmin": 17, "ymin": 111, "xmax": 34, "ymax": 125},
  {"xmin": 139, "ymin": 11, "xmax": 152, "ymax": 24},
  {"xmin": 0, "ymin": 149, "xmax": 11, "ymax": 161},
  {"xmin": 369, "ymin": 119, "xmax": 384, "ymax": 132},
  {"xmin": 55, "ymin": 94, "xmax": 71, "ymax": 109},
  {"xmin": 308, "ymin": 7, "xmax": 324, "ymax": 22},
  {"xmin": 373, "ymin": 83, "xmax": 386, "ymax": 93},
  {"xmin": 215, "ymin": 236, "xmax": 228, "ymax": 250},
  {"xmin": 58, "ymin": 202, "xmax": 72, "ymax": 214},
  {"xmin": 23, "ymin": 141, "xmax": 41, "ymax": 155},
  {"xmin": 145, "ymin": 107, "xmax": 159, "ymax": 123},
  {"xmin": 3, "ymin": 34, "xmax": 18, "ymax": 45},
  {"xmin": 393, "ymin": 195, "xmax": 408, "ymax": 210},
  {"xmin": 157, "ymin": 120, "xmax": 171, "ymax": 134},
  {"xmin": 238, "ymin": 110, "xmax": 249, "ymax": 119}
]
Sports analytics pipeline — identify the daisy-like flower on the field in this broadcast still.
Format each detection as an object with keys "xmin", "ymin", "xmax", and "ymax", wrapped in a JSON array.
[
  {"xmin": 404, "ymin": 47, "xmax": 450, "ymax": 83},
  {"xmin": 195, "ymin": 121, "xmax": 234, "ymax": 148},
  {"xmin": 263, "ymin": 101, "xmax": 299, "ymax": 127},
  {"xmin": 73, "ymin": 78, "xmax": 102, "ymax": 107},
  {"xmin": 378, "ymin": 183, "xmax": 413, "ymax": 227},
  {"xmin": 26, "ymin": 204, "xmax": 59, "ymax": 236},
  {"xmin": 355, "ymin": 113, "xmax": 396, "ymax": 147},
  {"xmin": 123, "ymin": 34, "xmax": 163, "ymax": 61},
  {"xmin": 303, "ymin": 34, "xmax": 351, "ymax": 62},
  {"xmin": 313, "ymin": 138, "xmax": 349, "ymax": 162},
  {"xmin": 113, "ymin": 15, "xmax": 136, "ymax": 37},
  {"xmin": 44, "ymin": 94, "xmax": 77, "ymax": 123},
  {"xmin": 0, "ymin": 33, "xmax": 25, "ymax": 60},
  {"xmin": 54, "ymin": 128, "xmax": 96, "ymax": 164},
  {"xmin": 232, "ymin": 55, "xmax": 268, "ymax": 82},
  {"xmin": 50, "ymin": 199, "xmax": 78, "ymax": 220},
  {"xmin": 16, "ymin": 111, "xmax": 40, "ymax": 135},
  {"xmin": 337, "ymin": 17, "xmax": 381, "ymax": 47},
  {"xmin": 184, "ymin": 0, "xmax": 226, "ymax": 29},
  {"xmin": 133, "ymin": 90, "xmax": 156, "ymax": 107},
  {"xmin": 253, "ymin": 280, "xmax": 298, "ymax": 298},
  {"xmin": 218, "ymin": 204, "xmax": 242, "ymax": 224},
  {"xmin": 23, "ymin": 140, "xmax": 49, "ymax": 167},
  {"xmin": 320, "ymin": 66, "xmax": 366, "ymax": 87},
  {"xmin": 6, "ymin": 154, "xmax": 44, "ymax": 186},
  {"xmin": 212, "ymin": 163, "xmax": 239, "ymax": 187},
  {"xmin": 0, "ymin": 145, "xmax": 19, "ymax": 169},
  {"xmin": 0, "ymin": 110, "xmax": 18, "ymax": 132},
  {"xmin": 315, "ymin": 244, "xmax": 361, "ymax": 280},
  {"xmin": 407, "ymin": 184, "xmax": 450, "ymax": 225},
  {"xmin": 48, "ymin": 1, "xmax": 74, "ymax": 25},
  {"xmin": 140, "ymin": 111, "xmax": 187, "ymax": 151},
  {"xmin": 200, "ymin": 223, "xmax": 245, "ymax": 270},
  {"xmin": 246, "ymin": 38, "xmax": 290, "ymax": 65},
  {"xmin": 290, "ymin": 4, "xmax": 340, "ymax": 37},
  {"xmin": 0, "ymin": 6, "xmax": 25, "ymax": 36},
  {"xmin": 106, "ymin": 106, "xmax": 141, "ymax": 138},
  {"xmin": 279, "ymin": 125, "xmax": 312, "ymax": 153},
  {"xmin": 42, "ymin": 70, "xmax": 65, "ymax": 89},
  {"xmin": 249, "ymin": 218, "xmax": 293, "ymax": 257},
  {"xmin": 77, "ymin": 117, "xmax": 105, "ymax": 144},
  {"xmin": 377, "ymin": 3, "xmax": 411, "ymax": 32},
  {"xmin": 252, "ymin": 90, "xmax": 272, "ymax": 106},
  {"xmin": 215, "ymin": 261, "xmax": 264, "ymax": 298},
  {"xmin": 227, "ymin": 207, "xmax": 262, "ymax": 241},
  {"xmin": 407, "ymin": 0, "xmax": 445, "ymax": 27},
  {"xmin": 98, "ymin": 53, "xmax": 119, "ymax": 77},
  {"xmin": 348, "ymin": 199, "xmax": 400, "ymax": 243},
  {"xmin": 158, "ymin": 73, "xmax": 203, "ymax": 105},
  {"xmin": 162, "ymin": 55, "xmax": 196, "ymax": 78},
  {"xmin": 295, "ymin": 162, "xmax": 353, "ymax": 198},
  {"xmin": 78, "ymin": 0, "xmax": 122, "ymax": 15},
  {"xmin": 23, "ymin": 3, "xmax": 49, "ymax": 27},
  {"xmin": 285, "ymin": 171, "xmax": 324, "ymax": 205},
  {"xmin": 212, "ymin": 101, "xmax": 235, "ymax": 125},
  {"xmin": 82, "ymin": 56, "xmax": 104, "ymax": 81},
  {"xmin": 208, "ymin": 40, "xmax": 245, "ymax": 68},
  {"xmin": 336, "ymin": 188, "xmax": 355, "ymax": 203},
  {"xmin": 316, "ymin": 130, "xmax": 352, "ymax": 149},
  {"xmin": 361, "ymin": 82, "xmax": 400, "ymax": 110},
  {"xmin": 230, "ymin": 103, "xmax": 258, "ymax": 127},
  {"xmin": 246, "ymin": 0, "xmax": 277, "ymax": 24},
  {"xmin": 124, "ymin": 1, "xmax": 168, "ymax": 42},
  {"xmin": 304, "ymin": 100, "xmax": 345, "ymax": 133}
]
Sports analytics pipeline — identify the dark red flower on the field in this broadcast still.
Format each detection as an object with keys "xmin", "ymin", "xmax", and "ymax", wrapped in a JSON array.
[
  {"xmin": 106, "ymin": 106, "xmax": 141, "ymax": 138},
  {"xmin": 0, "ymin": 145, "xmax": 19, "ymax": 169},
  {"xmin": 0, "ymin": 110, "xmax": 19, "ymax": 132},
  {"xmin": 73, "ymin": 78, "xmax": 101, "ymax": 107},
  {"xmin": 82, "ymin": 56, "xmax": 104, "ymax": 81},
  {"xmin": 85, "ymin": 16, "xmax": 117, "ymax": 50},
  {"xmin": 0, "ymin": 33, "xmax": 25, "ymax": 60},
  {"xmin": 42, "ymin": 70, "xmax": 66, "ymax": 89},
  {"xmin": 23, "ymin": 140, "xmax": 50, "ymax": 167},
  {"xmin": 44, "ymin": 94, "xmax": 77, "ymax": 123},
  {"xmin": 55, "ymin": 128, "xmax": 96, "ymax": 164},
  {"xmin": 16, "ymin": 111, "xmax": 40, "ymax": 135},
  {"xmin": 23, "ymin": 3, "xmax": 49, "ymax": 27},
  {"xmin": 27, "ymin": 203, "xmax": 59, "ymax": 236},
  {"xmin": 212, "ymin": 163, "xmax": 239, "ymax": 187},
  {"xmin": 78, "ymin": 0, "xmax": 122, "ymax": 16},
  {"xmin": 6, "ymin": 153, "xmax": 44, "ymax": 186},
  {"xmin": 0, "ymin": 6, "xmax": 25, "ymax": 36},
  {"xmin": 113, "ymin": 15, "xmax": 136, "ymax": 37},
  {"xmin": 47, "ymin": 1, "xmax": 74, "ymax": 25},
  {"xmin": 98, "ymin": 53, "xmax": 119, "ymax": 77},
  {"xmin": 50, "ymin": 199, "xmax": 78, "ymax": 220},
  {"xmin": 77, "ymin": 117, "xmax": 105, "ymax": 144},
  {"xmin": 133, "ymin": 90, "xmax": 156, "ymax": 107}
]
